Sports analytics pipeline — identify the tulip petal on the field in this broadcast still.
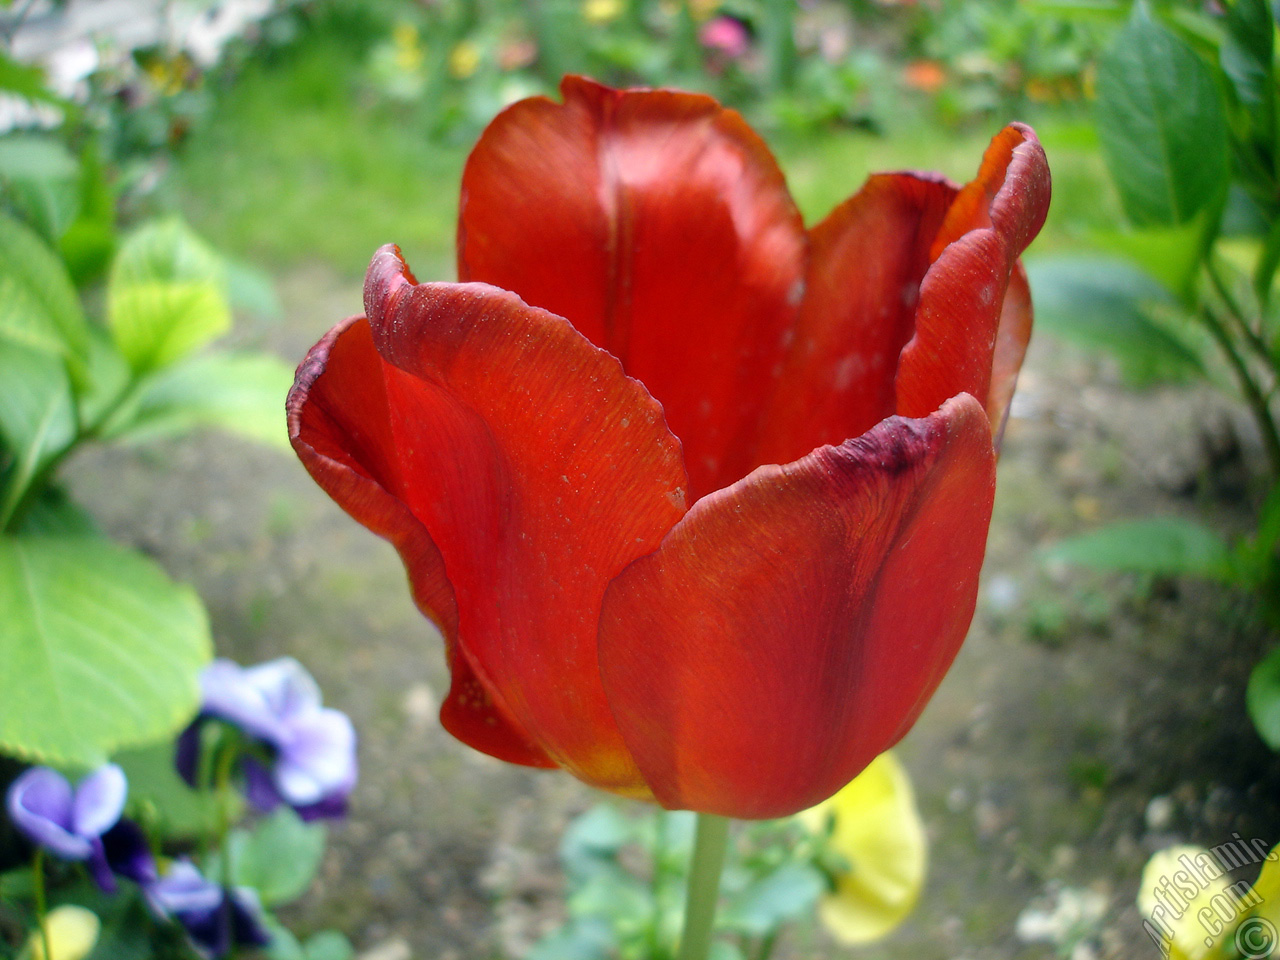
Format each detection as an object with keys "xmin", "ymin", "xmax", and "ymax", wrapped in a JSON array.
[
  {"xmin": 289, "ymin": 313, "xmax": 553, "ymax": 769},
  {"xmin": 755, "ymin": 173, "xmax": 957, "ymax": 466},
  {"xmin": 598, "ymin": 395, "xmax": 995, "ymax": 818},
  {"xmin": 896, "ymin": 124, "xmax": 1050, "ymax": 424},
  {"xmin": 988, "ymin": 260, "xmax": 1032, "ymax": 441},
  {"xmin": 458, "ymin": 75, "xmax": 807, "ymax": 497},
  {"xmin": 322, "ymin": 247, "xmax": 690, "ymax": 796}
]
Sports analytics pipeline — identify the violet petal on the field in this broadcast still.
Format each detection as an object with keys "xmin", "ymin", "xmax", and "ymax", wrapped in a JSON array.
[
  {"xmin": 6, "ymin": 768, "xmax": 91, "ymax": 860},
  {"xmin": 71, "ymin": 763, "xmax": 126, "ymax": 838},
  {"xmin": 274, "ymin": 708, "xmax": 357, "ymax": 807}
]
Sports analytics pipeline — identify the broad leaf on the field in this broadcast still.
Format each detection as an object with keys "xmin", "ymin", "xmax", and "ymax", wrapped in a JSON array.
[
  {"xmin": 0, "ymin": 340, "xmax": 76, "ymax": 527},
  {"xmin": 1043, "ymin": 518, "xmax": 1234, "ymax": 580},
  {"xmin": 75, "ymin": 324, "xmax": 132, "ymax": 435},
  {"xmin": 223, "ymin": 806, "xmax": 327, "ymax": 907},
  {"xmin": 0, "ymin": 50, "xmax": 63, "ymax": 107},
  {"xmin": 1025, "ymin": 257, "xmax": 1204, "ymax": 384},
  {"xmin": 0, "ymin": 534, "xmax": 211, "ymax": 766},
  {"xmin": 527, "ymin": 918, "xmax": 616, "ymax": 960},
  {"xmin": 0, "ymin": 135, "xmax": 81, "ymax": 243},
  {"xmin": 1221, "ymin": 0, "xmax": 1275, "ymax": 137},
  {"xmin": 0, "ymin": 211, "xmax": 89, "ymax": 364},
  {"xmin": 107, "ymin": 218, "xmax": 230, "ymax": 374},
  {"xmin": 720, "ymin": 863, "xmax": 826, "ymax": 936},
  {"xmin": 115, "ymin": 741, "xmax": 228, "ymax": 840},
  {"xmin": 105, "ymin": 351, "xmax": 294, "ymax": 450},
  {"xmin": 1248, "ymin": 645, "xmax": 1280, "ymax": 750},
  {"xmin": 301, "ymin": 932, "xmax": 355, "ymax": 960},
  {"xmin": 1095, "ymin": 4, "xmax": 1230, "ymax": 227},
  {"xmin": 1091, "ymin": 217, "xmax": 1205, "ymax": 303},
  {"xmin": 59, "ymin": 139, "xmax": 116, "ymax": 287},
  {"xmin": 11, "ymin": 487, "xmax": 98, "ymax": 537}
]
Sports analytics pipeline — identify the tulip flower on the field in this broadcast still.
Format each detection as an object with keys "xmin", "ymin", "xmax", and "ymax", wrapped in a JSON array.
[
  {"xmin": 6, "ymin": 764, "xmax": 152, "ymax": 891},
  {"xmin": 288, "ymin": 76, "xmax": 1049, "ymax": 821},
  {"xmin": 176, "ymin": 657, "xmax": 357, "ymax": 820}
]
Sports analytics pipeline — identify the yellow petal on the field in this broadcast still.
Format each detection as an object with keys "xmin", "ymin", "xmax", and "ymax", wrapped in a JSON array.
[
  {"xmin": 1137, "ymin": 845, "xmax": 1264, "ymax": 960},
  {"xmin": 797, "ymin": 751, "xmax": 926, "ymax": 944},
  {"xmin": 25, "ymin": 906, "xmax": 100, "ymax": 960}
]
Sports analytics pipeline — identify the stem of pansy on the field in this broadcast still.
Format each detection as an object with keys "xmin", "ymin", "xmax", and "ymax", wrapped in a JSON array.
[
  {"xmin": 675, "ymin": 814, "xmax": 730, "ymax": 960},
  {"xmin": 214, "ymin": 741, "xmax": 238, "ymax": 960},
  {"xmin": 32, "ymin": 847, "xmax": 52, "ymax": 960}
]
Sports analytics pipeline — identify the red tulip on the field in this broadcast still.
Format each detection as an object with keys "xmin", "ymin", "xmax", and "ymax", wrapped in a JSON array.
[{"xmin": 287, "ymin": 76, "xmax": 1050, "ymax": 819}]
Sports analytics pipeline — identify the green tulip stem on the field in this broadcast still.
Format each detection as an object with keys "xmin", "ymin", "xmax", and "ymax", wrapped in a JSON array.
[
  {"xmin": 32, "ymin": 846, "xmax": 52, "ymax": 960},
  {"xmin": 676, "ymin": 813, "xmax": 730, "ymax": 960}
]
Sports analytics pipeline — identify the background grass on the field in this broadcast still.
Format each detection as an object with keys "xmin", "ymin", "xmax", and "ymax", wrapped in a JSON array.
[{"xmin": 168, "ymin": 13, "xmax": 1114, "ymax": 281}]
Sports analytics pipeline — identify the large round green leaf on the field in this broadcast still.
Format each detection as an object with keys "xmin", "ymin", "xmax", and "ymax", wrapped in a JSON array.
[{"xmin": 0, "ymin": 534, "xmax": 212, "ymax": 766}]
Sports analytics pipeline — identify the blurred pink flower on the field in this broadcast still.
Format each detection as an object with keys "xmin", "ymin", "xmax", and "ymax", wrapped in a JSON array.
[{"xmin": 699, "ymin": 16, "xmax": 750, "ymax": 59}]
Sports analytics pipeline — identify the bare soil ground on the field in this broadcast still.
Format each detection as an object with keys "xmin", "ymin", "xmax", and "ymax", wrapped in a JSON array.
[{"xmin": 65, "ymin": 263, "xmax": 1279, "ymax": 960}]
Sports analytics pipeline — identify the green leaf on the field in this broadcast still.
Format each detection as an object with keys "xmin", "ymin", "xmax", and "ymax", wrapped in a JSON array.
[
  {"xmin": 1095, "ymin": 3, "xmax": 1230, "ymax": 227},
  {"xmin": 225, "ymin": 258, "xmax": 282, "ymax": 320},
  {"xmin": 75, "ymin": 325, "xmax": 132, "ymax": 435},
  {"xmin": 0, "ymin": 534, "xmax": 211, "ymax": 766},
  {"xmin": 0, "ymin": 51, "xmax": 62, "ymax": 108},
  {"xmin": 526, "ymin": 917, "xmax": 616, "ymax": 960},
  {"xmin": 0, "ymin": 135, "xmax": 81, "ymax": 243},
  {"xmin": 107, "ymin": 218, "xmax": 231, "ymax": 374},
  {"xmin": 719, "ymin": 863, "xmax": 826, "ymax": 937},
  {"xmin": 0, "ymin": 212, "xmax": 89, "ymax": 365},
  {"xmin": 0, "ymin": 340, "xmax": 76, "ymax": 529},
  {"xmin": 11, "ymin": 487, "xmax": 98, "ymax": 537},
  {"xmin": 1221, "ymin": 0, "xmax": 1275, "ymax": 132},
  {"xmin": 1248, "ymin": 645, "xmax": 1280, "ymax": 750},
  {"xmin": 708, "ymin": 942, "xmax": 747, "ymax": 960},
  {"xmin": 1025, "ymin": 257, "xmax": 1204, "ymax": 384},
  {"xmin": 559, "ymin": 803, "xmax": 637, "ymax": 884},
  {"xmin": 263, "ymin": 920, "xmax": 307, "ymax": 960},
  {"xmin": 1043, "ymin": 518, "xmax": 1235, "ymax": 580},
  {"xmin": 224, "ymin": 806, "xmax": 327, "ymax": 907},
  {"xmin": 59, "ymin": 140, "xmax": 116, "ymax": 287},
  {"xmin": 1020, "ymin": 0, "xmax": 1127, "ymax": 21},
  {"xmin": 106, "ymin": 351, "xmax": 294, "ymax": 450},
  {"xmin": 114, "ymin": 741, "xmax": 227, "ymax": 841},
  {"xmin": 302, "ymin": 931, "xmax": 355, "ymax": 960},
  {"xmin": 1091, "ymin": 216, "xmax": 1206, "ymax": 302}
]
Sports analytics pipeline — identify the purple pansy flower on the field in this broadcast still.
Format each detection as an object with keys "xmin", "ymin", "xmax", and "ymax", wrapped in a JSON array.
[
  {"xmin": 177, "ymin": 658, "xmax": 357, "ymax": 820},
  {"xmin": 5, "ymin": 764, "xmax": 153, "ymax": 891},
  {"xmin": 145, "ymin": 859, "xmax": 270, "ymax": 959}
]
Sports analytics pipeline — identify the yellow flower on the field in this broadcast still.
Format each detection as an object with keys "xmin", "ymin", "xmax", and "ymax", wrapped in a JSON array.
[
  {"xmin": 392, "ymin": 21, "xmax": 424, "ymax": 73},
  {"xmin": 1137, "ymin": 844, "xmax": 1275, "ymax": 960},
  {"xmin": 448, "ymin": 41, "xmax": 482, "ymax": 80},
  {"xmin": 797, "ymin": 752, "xmax": 926, "ymax": 944},
  {"xmin": 24, "ymin": 906, "xmax": 100, "ymax": 960},
  {"xmin": 583, "ymin": 0, "xmax": 625, "ymax": 24}
]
